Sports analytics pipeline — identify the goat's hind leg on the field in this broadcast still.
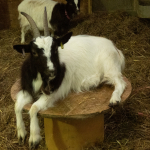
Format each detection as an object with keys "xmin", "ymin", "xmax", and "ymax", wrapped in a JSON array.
[
  {"xmin": 21, "ymin": 25, "xmax": 29, "ymax": 44},
  {"xmin": 15, "ymin": 90, "xmax": 32, "ymax": 145},
  {"xmin": 108, "ymin": 75, "xmax": 126, "ymax": 106}
]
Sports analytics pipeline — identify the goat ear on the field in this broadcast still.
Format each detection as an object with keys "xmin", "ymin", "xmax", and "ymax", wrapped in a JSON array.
[
  {"xmin": 13, "ymin": 45, "xmax": 31, "ymax": 53},
  {"xmin": 58, "ymin": 32, "xmax": 72, "ymax": 46}
]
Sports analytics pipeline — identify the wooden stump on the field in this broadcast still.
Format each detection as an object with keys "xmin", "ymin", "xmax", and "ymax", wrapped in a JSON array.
[
  {"xmin": 44, "ymin": 114, "xmax": 104, "ymax": 150},
  {"xmin": 11, "ymin": 77, "xmax": 132, "ymax": 150}
]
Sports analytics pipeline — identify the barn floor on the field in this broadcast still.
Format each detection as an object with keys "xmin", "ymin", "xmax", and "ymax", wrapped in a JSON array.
[{"xmin": 0, "ymin": 11, "xmax": 150, "ymax": 150}]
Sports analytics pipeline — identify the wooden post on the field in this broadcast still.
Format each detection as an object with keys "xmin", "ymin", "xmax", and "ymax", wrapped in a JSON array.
[
  {"xmin": 44, "ymin": 114, "xmax": 104, "ymax": 150},
  {"xmin": 7, "ymin": 0, "xmax": 22, "ymax": 28},
  {"xmin": 88, "ymin": 0, "xmax": 92, "ymax": 14},
  {"xmin": 0, "ymin": 0, "xmax": 10, "ymax": 30}
]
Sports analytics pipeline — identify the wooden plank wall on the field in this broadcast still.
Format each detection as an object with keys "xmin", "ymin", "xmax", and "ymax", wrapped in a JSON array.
[
  {"xmin": 0, "ymin": 0, "xmax": 22, "ymax": 30},
  {"xmin": 8, "ymin": 0, "xmax": 22, "ymax": 29},
  {"xmin": 92, "ymin": 0, "xmax": 136, "ymax": 14},
  {"xmin": 0, "ymin": 0, "xmax": 10, "ymax": 30}
]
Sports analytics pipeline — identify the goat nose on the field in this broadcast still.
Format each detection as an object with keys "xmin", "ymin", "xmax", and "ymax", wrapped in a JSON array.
[
  {"xmin": 49, "ymin": 71, "xmax": 55, "ymax": 77},
  {"xmin": 48, "ymin": 70, "xmax": 56, "ymax": 80},
  {"xmin": 45, "ymin": 70, "xmax": 55, "ymax": 76}
]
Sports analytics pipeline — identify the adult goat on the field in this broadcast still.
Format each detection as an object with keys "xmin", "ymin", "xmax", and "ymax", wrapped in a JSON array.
[
  {"xmin": 13, "ymin": 8, "xmax": 126, "ymax": 149},
  {"xmin": 18, "ymin": 0, "xmax": 80, "ymax": 43}
]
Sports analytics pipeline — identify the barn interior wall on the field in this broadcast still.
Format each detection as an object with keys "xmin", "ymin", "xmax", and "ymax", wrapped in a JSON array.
[
  {"xmin": 3, "ymin": 0, "xmax": 149, "ymax": 29},
  {"xmin": 0, "ymin": 0, "xmax": 88, "ymax": 30},
  {"xmin": 0, "ymin": 0, "xmax": 10, "ymax": 30},
  {"xmin": 92, "ymin": 0, "xmax": 136, "ymax": 14}
]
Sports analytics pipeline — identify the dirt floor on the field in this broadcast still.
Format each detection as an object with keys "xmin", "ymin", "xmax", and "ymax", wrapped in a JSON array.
[{"xmin": 0, "ymin": 11, "xmax": 150, "ymax": 150}]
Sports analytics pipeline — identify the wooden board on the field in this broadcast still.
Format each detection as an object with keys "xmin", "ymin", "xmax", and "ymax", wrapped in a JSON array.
[
  {"xmin": 11, "ymin": 77, "xmax": 132, "ymax": 119},
  {"xmin": 88, "ymin": 0, "xmax": 92, "ymax": 14},
  {"xmin": 7, "ymin": 0, "xmax": 22, "ymax": 29}
]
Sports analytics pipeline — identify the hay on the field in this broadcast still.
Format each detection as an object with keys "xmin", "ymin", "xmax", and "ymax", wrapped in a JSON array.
[{"xmin": 0, "ymin": 11, "xmax": 150, "ymax": 149}]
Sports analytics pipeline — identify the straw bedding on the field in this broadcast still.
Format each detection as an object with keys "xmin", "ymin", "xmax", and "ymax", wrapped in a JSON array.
[{"xmin": 0, "ymin": 11, "xmax": 150, "ymax": 149}]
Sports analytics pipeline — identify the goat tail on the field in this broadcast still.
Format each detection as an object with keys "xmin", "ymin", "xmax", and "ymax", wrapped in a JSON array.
[{"xmin": 117, "ymin": 49, "xmax": 125, "ymax": 71}]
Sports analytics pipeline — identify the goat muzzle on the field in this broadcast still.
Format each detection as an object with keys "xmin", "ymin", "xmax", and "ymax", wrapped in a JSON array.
[
  {"xmin": 44, "ymin": 70, "xmax": 56, "ymax": 80},
  {"xmin": 41, "ymin": 80, "xmax": 52, "ymax": 95}
]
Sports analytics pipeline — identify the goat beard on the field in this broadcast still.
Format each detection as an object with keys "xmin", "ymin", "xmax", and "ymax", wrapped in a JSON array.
[{"xmin": 41, "ymin": 80, "xmax": 51, "ymax": 95}]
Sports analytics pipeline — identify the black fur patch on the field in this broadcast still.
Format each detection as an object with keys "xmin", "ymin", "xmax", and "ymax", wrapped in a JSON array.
[
  {"xmin": 30, "ymin": 42, "xmax": 49, "ymax": 77},
  {"xmin": 20, "ymin": 41, "xmax": 52, "ymax": 98},
  {"xmin": 48, "ymin": 40, "xmax": 66, "ymax": 92},
  {"xmin": 49, "ymin": 64, "xmax": 66, "ymax": 92},
  {"xmin": 17, "ymin": 32, "xmax": 72, "ymax": 97},
  {"xmin": 50, "ymin": 1, "xmax": 78, "ymax": 37},
  {"xmin": 65, "ymin": 0, "xmax": 78, "ymax": 17},
  {"xmin": 21, "ymin": 55, "xmax": 38, "ymax": 97},
  {"xmin": 41, "ymin": 32, "xmax": 72, "ymax": 93},
  {"xmin": 77, "ymin": 0, "xmax": 80, "ymax": 11}
]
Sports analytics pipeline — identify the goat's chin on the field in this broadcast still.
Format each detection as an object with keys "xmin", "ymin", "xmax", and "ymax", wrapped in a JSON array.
[
  {"xmin": 41, "ymin": 77, "xmax": 56, "ymax": 95},
  {"xmin": 41, "ymin": 81, "xmax": 51, "ymax": 95},
  {"xmin": 41, "ymin": 85, "xmax": 50, "ymax": 95},
  {"xmin": 49, "ymin": 76, "xmax": 55, "ymax": 80}
]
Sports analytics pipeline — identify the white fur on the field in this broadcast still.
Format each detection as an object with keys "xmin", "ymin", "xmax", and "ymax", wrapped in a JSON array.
[
  {"xmin": 74, "ymin": 0, "xmax": 79, "ymax": 10},
  {"xmin": 34, "ymin": 37, "xmax": 54, "ymax": 71},
  {"xmin": 18, "ymin": 0, "xmax": 57, "ymax": 43},
  {"xmin": 32, "ymin": 72, "xmax": 43, "ymax": 93},
  {"xmin": 54, "ymin": 35, "xmax": 126, "ymax": 100},
  {"xmin": 29, "ymin": 94, "xmax": 57, "ymax": 147},
  {"xmin": 15, "ymin": 35, "xmax": 126, "ymax": 147},
  {"xmin": 15, "ymin": 90, "xmax": 33, "ymax": 142}
]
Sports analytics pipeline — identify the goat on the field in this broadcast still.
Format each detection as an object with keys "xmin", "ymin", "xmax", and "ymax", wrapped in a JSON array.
[
  {"xmin": 13, "ymin": 8, "xmax": 126, "ymax": 149},
  {"xmin": 18, "ymin": 0, "xmax": 80, "ymax": 43}
]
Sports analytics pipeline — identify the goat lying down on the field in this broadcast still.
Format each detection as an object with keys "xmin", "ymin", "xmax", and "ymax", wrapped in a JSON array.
[
  {"xmin": 13, "ymin": 9, "xmax": 126, "ymax": 149},
  {"xmin": 18, "ymin": 0, "xmax": 80, "ymax": 43}
]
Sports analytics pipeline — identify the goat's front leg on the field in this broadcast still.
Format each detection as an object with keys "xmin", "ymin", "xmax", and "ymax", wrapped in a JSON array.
[
  {"xmin": 29, "ymin": 94, "xmax": 54, "ymax": 149},
  {"xmin": 21, "ymin": 26, "xmax": 27, "ymax": 44},
  {"xmin": 15, "ymin": 90, "xmax": 33, "ymax": 145}
]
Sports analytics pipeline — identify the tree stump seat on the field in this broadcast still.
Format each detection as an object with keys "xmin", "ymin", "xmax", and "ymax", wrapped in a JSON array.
[{"xmin": 11, "ymin": 77, "xmax": 132, "ymax": 150}]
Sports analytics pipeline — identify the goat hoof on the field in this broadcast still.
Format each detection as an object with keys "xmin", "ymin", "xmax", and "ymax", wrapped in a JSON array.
[
  {"xmin": 29, "ymin": 141, "xmax": 39, "ymax": 150},
  {"xmin": 109, "ymin": 101, "xmax": 120, "ymax": 107},
  {"xmin": 18, "ymin": 138, "xmax": 22, "ymax": 145},
  {"xmin": 116, "ymin": 101, "xmax": 120, "ymax": 105},
  {"xmin": 109, "ymin": 103, "xmax": 113, "ymax": 107},
  {"xmin": 18, "ymin": 136, "xmax": 26, "ymax": 145}
]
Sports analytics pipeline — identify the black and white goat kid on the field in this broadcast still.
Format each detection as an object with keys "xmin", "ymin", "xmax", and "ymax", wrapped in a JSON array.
[
  {"xmin": 13, "ymin": 8, "xmax": 126, "ymax": 149},
  {"xmin": 18, "ymin": 0, "xmax": 80, "ymax": 43}
]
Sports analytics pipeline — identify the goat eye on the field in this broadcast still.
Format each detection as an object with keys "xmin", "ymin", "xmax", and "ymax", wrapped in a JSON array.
[{"xmin": 32, "ymin": 51, "xmax": 38, "ymax": 57}]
